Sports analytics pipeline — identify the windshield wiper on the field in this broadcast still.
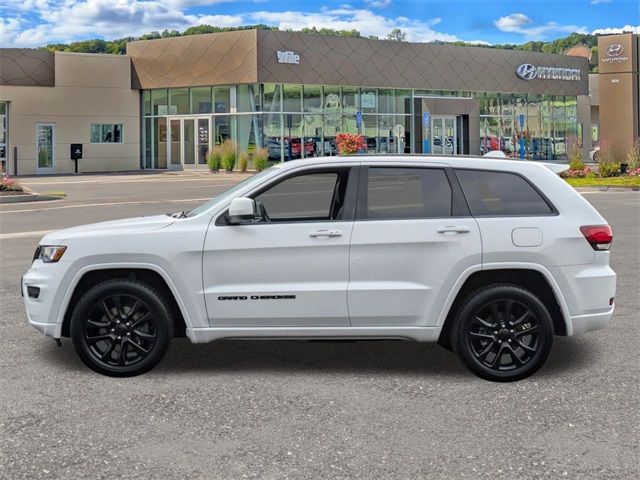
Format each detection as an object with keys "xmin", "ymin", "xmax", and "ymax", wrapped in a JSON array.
[{"xmin": 168, "ymin": 210, "xmax": 188, "ymax": 218}]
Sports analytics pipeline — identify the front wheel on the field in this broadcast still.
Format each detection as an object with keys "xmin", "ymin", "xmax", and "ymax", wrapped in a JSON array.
[
  {"xmin": 451, "ymin": 285, "xmax": 554, "ymax": 382},
  {"xmin": 70, "ymin": 279, "xmax": 173, "ymax": 377}
]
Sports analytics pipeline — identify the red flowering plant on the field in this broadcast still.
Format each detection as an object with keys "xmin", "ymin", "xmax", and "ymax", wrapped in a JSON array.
[
  {"xmin": 335, "ymin": 133, "xmax": 365, "ymax": 155},
  {"xmin": 0, "ymin": 172, "xmax": 22, "ymax": 192},
  {"xmin": 628, "ymin": 167, "xmax": 640, "ymax": 177}
]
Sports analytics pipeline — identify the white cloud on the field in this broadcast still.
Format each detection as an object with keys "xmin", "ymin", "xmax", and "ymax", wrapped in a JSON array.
[
  {"xmin": 593, "ymin": 25, "xmax": 640, "ymax": 34},
  {"xmin": 365, "ymin": 0, "xmax": 392, "ymax": 8},
  {"xmin": 495, "ymin": 12, "xmax": 587, "ymax": 39},
  {"xmin": 1, "ymin": 0, "xmax": 244, "ymax": 47},
  {"xmin": 250, "ymin": 7, "xmax": 460, "ymax": 42}
]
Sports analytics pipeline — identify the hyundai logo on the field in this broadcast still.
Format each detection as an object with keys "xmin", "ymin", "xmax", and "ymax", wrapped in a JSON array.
[
  {"xmin": 605, "ymin": 44, "xmax": 624, "ymax": 57},
  {"xmin": 516, "ymin": 64, "xmax": 537, "ymax": 80}
]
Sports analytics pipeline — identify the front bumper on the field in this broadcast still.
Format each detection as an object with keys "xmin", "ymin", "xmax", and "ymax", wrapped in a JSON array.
[{"xmin": 22, "ymin": 261, "xmax": 68, "ymax": 339}]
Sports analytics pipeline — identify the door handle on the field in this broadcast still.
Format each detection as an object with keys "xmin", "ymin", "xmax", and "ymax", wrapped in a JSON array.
[
  {"xmin": 437, "ymin": 226, "xmax": 470, "ymax": 234},
  {"xmin": 309, "ymin": 229, "xmax": 342, "ymax": 238}
]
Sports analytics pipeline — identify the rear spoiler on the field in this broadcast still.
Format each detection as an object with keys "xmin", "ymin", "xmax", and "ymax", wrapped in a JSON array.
[{"xmin": 481, "ymin": 151, "xmax": 569, "ymax": 174}]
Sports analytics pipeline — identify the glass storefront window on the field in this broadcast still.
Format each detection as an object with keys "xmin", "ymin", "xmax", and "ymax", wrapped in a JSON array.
[
  {"xmin": 237, "ymin": 84, "xmax": 261, "ymax": 112},
  {"xmin": 154, "ymin": 117, "xmax": 167, "ymax": 168},
  {"xmin": 142, "ymin": 91, "xmax": 151, "ymax": 116},
  {"xmin": 214, "ymin": 115, "xmax": 232, "ymax": 146},
  {"xmin": 213, "ymin": 86, "xmax": 230, "ymax": 113},
  {"xmin": 304, "ymin": 114, "xmax": 323, "ymax": 157},
  {"xmin": 283, "ymin": 84, "xmax": 302, "ymax": 112},
  {"xmin": 395, "ymin": 90, "xmax": 411, "ymax": 115},
  {"xmin": 169, "ymin": 88, "xmax": 189, "ymax": 115},
  {"xmin": 303, "ymin": 85, "xmax": 322, "ymax": 113},
  {"xmin": 191, "ymin": 86, "xmax": 212, "ymax": 114},
  {"xmin": 342, "ymin": 87, "xmax": 359, "ymax": 115},
  {"xmin": 264, "ymin": 112, "xmax": 282, "ymax": 161},
  {"xmin": 151, "ymin": 89, "xmax": 168, "ymax": 115},
  {"xmin": 378, "ymin": 89, "xmax": 395, "ymax": 114},
  {"xmin": 360, "ymin": 88, "xmax": 377, "ymax": 113},
  {"xmin": 362, "ymin": 115, "xmax": 378, "ymax": 153},
  {"xmin": 500, "ymin": 94, "xmax": 515, "ymax": 117},
  {"xmin": 143, "ymin": 118, "xmax": 152, "ymax": 168},
  {"xmin": 236, "ymin": 114, "xmax": 262, "ymax": 158},
  {"xmin": 283, "ymin": 114, "xmax": 303, "ymax": 160},
  {"xmin": 263, "ymin": 84, "xmax": 281, "ymax": 113}
]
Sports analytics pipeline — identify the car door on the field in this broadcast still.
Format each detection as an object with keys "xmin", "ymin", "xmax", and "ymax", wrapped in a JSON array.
[
  {"xmin": 202, "ymin": 165, "xmax": 358, "ymax": 328},
  {"xmin": 348, "ymin": 164, "xmax": 482, "ymax": 327}
]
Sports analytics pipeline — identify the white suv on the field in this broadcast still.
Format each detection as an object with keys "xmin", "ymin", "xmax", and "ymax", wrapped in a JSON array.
[{"xmin": 22, "ymin": 156, "xmax": 616, "ymax": 381}]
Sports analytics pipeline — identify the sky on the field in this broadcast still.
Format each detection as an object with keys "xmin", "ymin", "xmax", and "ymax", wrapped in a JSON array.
[{"xmin": 0, "ymin": 0, "xmax": 638, "ymax": 48}]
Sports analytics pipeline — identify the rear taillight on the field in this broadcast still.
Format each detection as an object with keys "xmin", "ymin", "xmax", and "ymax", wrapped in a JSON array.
[{"xmin": 580, "ymin": 225, "xmax": 613, "ymax": 251}]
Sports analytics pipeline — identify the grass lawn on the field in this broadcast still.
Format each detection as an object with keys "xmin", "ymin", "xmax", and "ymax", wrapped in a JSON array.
[{"xmin": 565, "ymin": 176, "xmax": 640, "ymax": 188}]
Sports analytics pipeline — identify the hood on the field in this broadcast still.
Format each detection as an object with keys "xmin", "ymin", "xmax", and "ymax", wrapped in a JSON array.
[{"xmin": 40, "ymin": 215, "xmax": 176, "ymax": 244}]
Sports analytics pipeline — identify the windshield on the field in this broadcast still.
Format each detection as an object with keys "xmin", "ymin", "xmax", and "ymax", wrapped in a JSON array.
[{"xmin": 186, "ymin": 168, "xmax": 277, "ymax": 217}]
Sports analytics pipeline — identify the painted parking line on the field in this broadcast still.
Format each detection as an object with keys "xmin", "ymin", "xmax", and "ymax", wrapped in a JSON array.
[
  {"xmin": 0, "ymin": 197, "xmax": 211, "ymax": 214},
  {"xmin": 0, "ymin": 229, "xmax": 55, "ymax": 240},
  {"xmin": 20, "ymin": 176, "xmax": 243, "ymax": 186}
]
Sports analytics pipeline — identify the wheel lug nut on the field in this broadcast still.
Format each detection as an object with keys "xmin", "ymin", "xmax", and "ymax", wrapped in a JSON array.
[
  {"xmin": 116, "ymin": 320, "xmax": 120, "ymax": 324},
  {"xmin": 493, "ymin": 331, "xmax": 498, "ymax": 335},
  {"xmin": 498, "ymin": 340, "xmax": 502, "ymax": 344},
  {"xmin": 508, "ymin": 339, "xmax": 512, "ymax": 343},
  {"xmin": 110, "ymin": 329, "xmax": 115, "ymax": 333},
  {"xmin": 117, "ymin": 336, "xmax": 121, "ymax": 340},
  {"xmin": 126, "ymin": 332, "xmax": 131, "ymax": 337},
  {"xmin": 510, "ymin": 329, "xmax": 514, "ymax": 333}
]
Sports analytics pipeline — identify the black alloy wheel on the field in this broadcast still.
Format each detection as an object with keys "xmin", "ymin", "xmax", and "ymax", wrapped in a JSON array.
[
  {"xmin": 452, "ymin": 284, "xmax": 554, "ymax": 382},
  {"xmin": 71, "ymin": 279, "xmax": 173, "ymax": 377}
]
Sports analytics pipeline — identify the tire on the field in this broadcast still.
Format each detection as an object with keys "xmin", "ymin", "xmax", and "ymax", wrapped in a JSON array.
[
  {"xmin": 451, "ymin": 284, "xmax": 554, "ymax": 382},
  {"xmin": 70, "ymin": 279, "xmax": 173, "ymax": 377}
]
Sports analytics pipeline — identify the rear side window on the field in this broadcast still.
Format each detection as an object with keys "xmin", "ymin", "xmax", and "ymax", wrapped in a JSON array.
[
  {"xmin": 455, "ymin": 169, "xmax": 554, "ymax": 216},
  {"xmin": 360, "ymin": 167, "xmax": 452, "ymax": 219}
]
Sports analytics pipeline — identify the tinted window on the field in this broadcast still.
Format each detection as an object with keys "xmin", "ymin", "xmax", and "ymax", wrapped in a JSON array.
[
  {"xmin": 455, "ymin": 169, "xmax": 553, "ymax": 216},
  {"xmin": 363, "ymin": 168, "xmax": 452, "ymax": 219},
  {"xmin": 255, "ymin": 170, "xmax": 348, "ymax": 221}
]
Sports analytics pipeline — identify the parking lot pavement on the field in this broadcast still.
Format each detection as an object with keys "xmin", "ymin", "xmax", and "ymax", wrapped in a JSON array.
[{"xmin": 1, "ymin": 175, "xmax": 639, "ymax": 479}]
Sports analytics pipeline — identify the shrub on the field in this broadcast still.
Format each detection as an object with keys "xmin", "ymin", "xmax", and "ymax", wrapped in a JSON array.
[
  {"xmin": 563, "ymin": 167, "xmax": 594, "ymax": 178},
  {"xmin": 206, "ymin": 147, "xmax": 222, "ymax": 173},
  {"xmin": 627, "ymin": 167, "xmax": 640, "ymax": 177},
  {"xmin": 220, "ymin": 139, "xmax": 237, "ymax": 172},
  {"xmin": 598, "ymin": 161, "xmax": 619, "ymax": 178},
  {"xmin": 0, "ymin": 173, "xmax": 22, "ymax": 192},
  {"xmin": 253, "ymin": 148, "xmax": 268, "ymax": 172},
  {"xmin": 566, "ymin": 136, "xmax": 584, "ymax": 170},
  {"xmin": 335, "ymin": 133, "xmax": 365, "ymax": 155},
  {"xmin": 238, "ymin": 152, "xmax": 249, "ymax": 172},
  {"xmin": 627, "ymin": 140, "xmax": 640, "ymax": 169}
]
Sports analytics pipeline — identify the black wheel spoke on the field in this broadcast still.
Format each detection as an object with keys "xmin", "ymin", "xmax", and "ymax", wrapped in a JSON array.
[
  {"xmin": 118, "ymin": 339, "xmax": 128, "ymax": 366},
  {"xmin": 133, "ymin": 329, "xmax": 155, "ymax": 340},
  {"xmin": 512, "ymin": 311, "xmax": 532, "ymax": 327},
  {"xmin": 113, "ymin": 296, "xmax": 124, "ymax": 318},
  {"xmin": 515, "ymin": 324, "xmax": 538, "ymax": 336},
  {"xmin": 127, "ymin": 300, "xmax": 142, "ymax": 319},
  {"xmin": 489, "ymin": 303, "xmax": 499, "ymax": 326},
  {"xmin": 506, "ymin": 345, "xmax": 524, "ymax": 366},
  {"xmin": 99, "ymin": 301, "xmax": 115, "ymax": 322},
  {"xmin": 127, "ymin": 340, "xmax": 150, "ymax": 355},
  {"xmin": 86, "ymin": 333, "xmax": 113, "ymax": 345},
  {"xmin": 130, "ymin": 312, "xmax": 151, "ymax": 330},
  {"xmin": 470, "ymin": 331, "xmax": 494, "ymax": 340},
  {"xmin": 474, "ymin": 316, "xmax": 494, "ymax": 328},
  {"xmin": 100, "ymin": 339, "xmax": 116, "ymax": 360},
  {"xmin": 504, "ymin": 300, "xmax": 514, "ymax": 323},
  {"xmin": 87, "ymin": 318, "xmax": 109, "ymax": 328},
  {"xmin": 516, "ymin": 339, "xmax": 537, "ymax": 354},
  {"xmin": 489, "ymin": 344, "xmax": 504, "ymax": 367}
]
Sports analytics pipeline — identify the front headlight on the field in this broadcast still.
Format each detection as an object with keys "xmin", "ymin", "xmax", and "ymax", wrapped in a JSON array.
[{"xmin": 34, "ymin": 245, "xmax": 67, "ymax": 263}]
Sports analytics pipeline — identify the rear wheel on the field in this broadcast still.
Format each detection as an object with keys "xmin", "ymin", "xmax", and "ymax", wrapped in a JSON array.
[
  {"xmin": 70, "ymin": 279, "xmax": 173, "ymax": 377},
  {"xmin": 451, "ymin": 284, "xmax": 553, "ymax": 382}
]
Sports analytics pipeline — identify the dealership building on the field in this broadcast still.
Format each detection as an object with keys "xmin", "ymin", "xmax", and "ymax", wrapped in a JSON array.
[{"xmin": 1, "ymin": 30, "xmax": 637, "ymax": 175}]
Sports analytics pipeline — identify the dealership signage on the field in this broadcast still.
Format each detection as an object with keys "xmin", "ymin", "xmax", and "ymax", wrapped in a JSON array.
[
  {"xmin": 601, "ymin": 44, "xmax": 629, "ymax": 64},
  {"xmin": 276, "ymin": 50, "xmax": 300, "ymax": 64},
  {"xmin": 516, "ymin": 63, "xmax": 581, "ymax": 81}
]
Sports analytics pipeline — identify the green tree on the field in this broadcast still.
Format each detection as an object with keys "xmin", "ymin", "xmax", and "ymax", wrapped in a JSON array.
[{"xmin": 387, "ymin": 28, "xmax": 406, "ymax": 42}]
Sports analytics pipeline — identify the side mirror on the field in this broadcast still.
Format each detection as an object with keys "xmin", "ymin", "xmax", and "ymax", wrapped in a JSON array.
[{"xmin": 227, "ymin": 197, "xmax": 257, "ymax": 224}]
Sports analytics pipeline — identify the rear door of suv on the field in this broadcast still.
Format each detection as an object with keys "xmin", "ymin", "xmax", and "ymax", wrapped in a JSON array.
[{"xmin": 347, "ymin": 162, "xmax": 482, "ymax": 327}]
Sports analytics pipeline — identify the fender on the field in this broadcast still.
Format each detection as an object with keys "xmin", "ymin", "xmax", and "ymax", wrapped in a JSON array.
[
  {"xmin": 435, "ymin": 262, "xmax": 573, "ymax": 335},
  {"xmin": 53, "ymin": 262, "xmax": 195, "ymax": 338}
]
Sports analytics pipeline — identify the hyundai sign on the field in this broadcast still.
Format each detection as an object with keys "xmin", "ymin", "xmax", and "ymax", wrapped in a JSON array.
[
  {"xmin": 601, "ymin": 44, "xmax": 629, "ymax": 64},
  {"xmin": 516, "ymin": 63, "xmax": 581, "ymax": 81}
]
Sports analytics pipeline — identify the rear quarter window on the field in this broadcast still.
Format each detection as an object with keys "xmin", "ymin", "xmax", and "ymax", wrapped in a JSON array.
[{"xmin": 455, "ymin": 169, "xmax": 554, "ymax": 216}]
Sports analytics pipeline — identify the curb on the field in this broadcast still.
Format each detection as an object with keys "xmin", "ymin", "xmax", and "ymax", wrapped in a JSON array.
[
  {"xmin": 0, "ymin": 192, "xmax": 65, "ymax": 204},
  {"xmin": 574, "ymin": 186, "xmax": 640, "ymax": 192}
]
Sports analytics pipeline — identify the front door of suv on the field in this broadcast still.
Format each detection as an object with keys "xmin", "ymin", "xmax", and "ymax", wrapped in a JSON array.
[
  {"xmin": 203, "ymin": 165, "xmax": 358, "ymax": 328},
  {"xmin": 348, "ymin": 165, "xmax": 482, "ymax": 327}
]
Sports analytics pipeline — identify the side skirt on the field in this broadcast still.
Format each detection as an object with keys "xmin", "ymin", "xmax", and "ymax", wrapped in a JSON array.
[{"xmin": 186, "ymin": 326, "xmax": 442, "ymax": 343}]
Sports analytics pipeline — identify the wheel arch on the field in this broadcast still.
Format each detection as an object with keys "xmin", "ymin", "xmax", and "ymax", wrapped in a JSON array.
[
  {"xmin": 437, "ymin": 265, "xmax": 571, "ymax": 351},
  {"xmin": 58, "ymin": 264, "xmax": 191, "ymax": 339}
]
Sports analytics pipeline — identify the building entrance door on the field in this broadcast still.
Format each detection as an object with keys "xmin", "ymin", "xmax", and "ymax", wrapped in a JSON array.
[
  {"xmin": 167, "ymin": 117, "xmax": 208, "ymax": 169},
  {"xmin": 431, "ymin": 116, "xmax": 457, "ymax": 155}
]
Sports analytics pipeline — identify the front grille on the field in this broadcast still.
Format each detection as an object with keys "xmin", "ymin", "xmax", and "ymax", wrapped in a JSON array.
[{"xmin": 33, "ymin": 245, "xmax": 42, "ymax": 262}]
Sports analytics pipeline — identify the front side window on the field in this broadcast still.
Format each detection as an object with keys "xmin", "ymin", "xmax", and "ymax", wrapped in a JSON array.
[
  {"xmin": 360, "ymin": 167, "xmax": 452, "ymax": 220},
  {"xmin": 91, "ymin": 124, "xmax": 123, "ymax": 143},
  {"xmin": 254, "ymin": 169, "xmax": 350, "ymax": 222},
  {"xmin": 455, "ymin": 169, "xmax": 553, "ymax": 216}
]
